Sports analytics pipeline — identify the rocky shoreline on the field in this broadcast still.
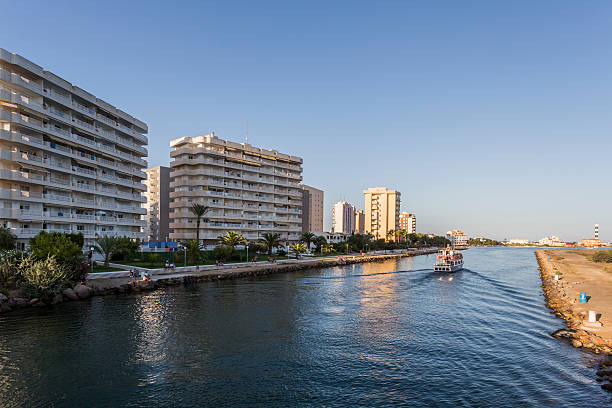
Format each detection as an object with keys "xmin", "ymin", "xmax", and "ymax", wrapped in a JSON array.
[
  {"xmin": 535, "ymin": 250, "xmax": 612, "ymax": 391},
  {"xmin": 0, "ymin": 252, "xmax": 425, "ymax": 315}
]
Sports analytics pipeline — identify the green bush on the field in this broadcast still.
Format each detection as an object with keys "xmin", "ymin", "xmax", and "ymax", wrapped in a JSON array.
[
  {"xmin": 214, "ymin": 245, "xmax": 233, "ymax": 261},
  {"xmin": 0, "ymin": 227, "xmax": 17, "ymax": 250},
  {"xmin": 17, "ymin": 255, "xmax": 70, "ymax": 299},
  {"xmin": 110, "ymin": 237, "xmax": 140, "ymax": 261},
  {"xmin": 592, "ymin": 250, "xmax": 612, "ymax": 263},
  {"xmin": 29, "ymin": 231, "xmax": 83, "ymax": 264},
  {"xmin": 0, "ymin": 249, "xmax": 23, "ymax": 287},
  {"xmin": 277, "ymin": 249, "xmax": 287, "ymax": 257}
]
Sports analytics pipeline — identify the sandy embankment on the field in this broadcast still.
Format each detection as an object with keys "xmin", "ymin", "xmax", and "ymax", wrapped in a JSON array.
[{"xmin": 536, "ymin": 249, "xmax": 612, "ymax": 354}]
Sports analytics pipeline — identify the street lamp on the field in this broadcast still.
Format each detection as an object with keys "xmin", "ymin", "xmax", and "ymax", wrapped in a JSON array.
[
  {"xmin": 246, "ymin": 244, "xmax": 249, "ymax": 263},
  {"xmin": 89, "ymin": 246, "xmax": 94, "ymax": 272}
]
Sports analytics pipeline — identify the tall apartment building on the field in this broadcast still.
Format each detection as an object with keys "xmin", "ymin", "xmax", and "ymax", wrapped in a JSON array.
[
  {"xmin": 332, "ymin": 200, "xmax": 355, "ymax": 234},
  {"xmin": 300, "ymin": 184, "xmax": 324, "ymax": 233},
  {"xmin": 169, "ymin": 133, "xmax": 303, "ymax": 243},
  {"xmin": 399, "ymin": 212, "xmax": 416, "ymax": 234},
  {"xmin": 446, "ymin": 229, "xmax": 468, "ymax": 248},
  {"xmin": 144, "ymin": 166, "xmax": 172, "ymax": 242},
  {"xmin": 0, "ymin": 49, "xmax": 148, "ymax": 249},
  {"xmin": 363, "ymin": 187, "xmax": 401, "ymax": 241},
  {"xmin": 355, "ymin": 209, "xmax": 365, "ymax": 234}
]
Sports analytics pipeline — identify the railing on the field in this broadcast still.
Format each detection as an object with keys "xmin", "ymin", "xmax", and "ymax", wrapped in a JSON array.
[
  {"xmin": 45, "ymin": 88, "xmax": 71, "ymax": 104},
  {"xmin": 73, "ymin": 183, "xmax": 94, "ymax": 190},
  {"xmin": 97, "ymin": 127, "xmax": 116, "ymax": 140},
  {"xmin": 73, "ymin": 118, "xmax": 95, "ymax": 131},
  {"xmin": 73, "ymin": 167, "xmax": 96, "ymax": 176},
  {"xmin": 44, "ymin": 211, "xmax": 70, "ymax": 219},
  {"xmin": 73, "ymin": 102, "xmax": 95, "ymax": 116},
  {"xmin": 74, "ymin": 196, "xmax": 95, "ymax": 204},
  {"xmin": 44, "ymin": 193, "xmax": 71, "ymax": 202},
  {"xmin": 74, "ymin": 134, "xmax": 96, "ymax": 147},
  {"xmin": 97, "ymin": 216, "xmax": 117, "ymax": 222},
  {"xmin": 96, "ymin": 114, "xmax": 116, "ymax": 127},
  {"xmin": 47, "ymin": 142, "xmax": 71, "ymax": 153},
  {"xmin": 44, "ymin": 124, "xmax": 70, "ymax": 136},
  {"xmin": 76, "ymin": 214, "xmax": 95, "ymax": 220},
  {"xmin": 13, "ymin": 72, "xmax": 43, "ymax": 92}
]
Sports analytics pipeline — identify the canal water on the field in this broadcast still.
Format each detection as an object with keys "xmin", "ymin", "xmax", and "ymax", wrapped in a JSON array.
[{"xmin": 1, "ymin": 247, "xmax": 610, "ymax": 407}]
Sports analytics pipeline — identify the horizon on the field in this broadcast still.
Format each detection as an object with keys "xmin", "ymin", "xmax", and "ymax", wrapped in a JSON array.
[{"xmin": 2, "ymin": 1, "xmax": 611, "ymax": 241}]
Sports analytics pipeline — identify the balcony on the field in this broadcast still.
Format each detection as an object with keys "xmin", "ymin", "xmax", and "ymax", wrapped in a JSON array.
[
  {"xmin": 43, "ymin": 88, "xmax": 71, "ymax": 106},
  {"xmin": 44, "ymin": 106, "xmax": 72, "ymax": 124},
  {"xmin": 44, "ymin": 193, "xmax": 71, "ymax": 202},
  {"xmin": 12, "ymin": 72, "xmax": 43, "ymax": 93},
  {"xmin": 73, "ymin": 102, "xmax": 96, "ymax": 117},
  {"xmin": 96, "ymin": 114, "xmax": 116, "ymax": 127},
  {"xmin": 73, "ymin": 117, "xmax": 95, "ymax": 132}
]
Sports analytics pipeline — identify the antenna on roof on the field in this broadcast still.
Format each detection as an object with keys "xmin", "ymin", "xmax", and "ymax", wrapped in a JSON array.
[{"xmin": 245, "ymin": 116, "xmax": 249, "ymax": 143}]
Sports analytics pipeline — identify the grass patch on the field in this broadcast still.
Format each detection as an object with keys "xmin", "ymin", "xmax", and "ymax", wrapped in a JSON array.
[{"xmin": 92, "ymin": 265, "xmax": 125, "ymax": 273}]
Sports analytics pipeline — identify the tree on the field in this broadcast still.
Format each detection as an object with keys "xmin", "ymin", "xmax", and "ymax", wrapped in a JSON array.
[
  {"xmin": 301, "ymin": 232, "xmax": 316, "ymax": 252},
  {"xmin": 290, "ymin": 243, "xmax": 307, "ymax": 258},
  {"xmin": 94, "ymin": 235, "xmax": 118, "ymax": 267},
  {"xmin": 313, "ymin": 236, "xmax": 327, "ymax": 253},
  {"xmin": 189, "ymin": 203, "xmax": 210, "ymax": 244},
  {"xmin": 218, "ymin": 231, "xmax": 246, "ymax": 258},
  {"xmin": 322, "ymin": 243, "xmax": 335, "ymax": 254},
  {"xmin": 29, "ymin": 231, "xmax": 83, "ymax": 264},
  {"xmin": 17, "ymin": 254, "xmax": 70, "ymax": 299},
  {"xmin": 260, "ymin": 232, "xmax": 282, "ymax": 255},
  {"xmin": 0, "ymin": 227, "xmax": 17, "ymax": 250},
  {"xmin": 185, "ymin": 240, "xmax": 201, "ymax": 264},
  {"xmin": 386, "ymin": 229, "xmax": 395, "ymax": 242}
]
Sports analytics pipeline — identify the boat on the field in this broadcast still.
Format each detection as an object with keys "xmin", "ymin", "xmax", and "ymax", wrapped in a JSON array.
[{"xmin": 434, "ymin": 246, "xmax": 464, "ymax": 272}]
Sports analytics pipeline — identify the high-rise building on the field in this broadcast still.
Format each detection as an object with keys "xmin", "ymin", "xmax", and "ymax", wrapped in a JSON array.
[
  {"xmin": 299, "ymin": 184, "xmax": 324, "ymax": 233},
  {"xmin": 0, "ymin": 49, "xmax": 148, "ymax": 249},
  {"xmin": 399, "ymin": 212, "xmax": 416, "ymax": 234},
  {"xmin": 332, "ymin": 201, "xmax": 355, "ymax": 234},
  {"xmin": 446, "ymin": 229, "xmax": 468, "ymax": 248},
  {"xmin": 355, "ymin": 209, "xmax": 365, "ymax": 234},
  {"xmin": 363, "ymin": 187, "xmax": 401, "ymax": 241},
  {"xmin": 169, "ymin": 133, "xmax": 303, "ymax": 243},
  {"xmin": 144, "ymin": 166, "xmax": 172, "ymax": 242}
]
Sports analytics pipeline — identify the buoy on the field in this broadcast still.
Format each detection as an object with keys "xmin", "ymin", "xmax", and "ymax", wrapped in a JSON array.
[
  {"xmin": 588, "ymin": 310, "xmax": 597, "ymax": 323},
  {"xmin": 579, "ymin": 292, "xmax": 587, "ymax": 303}
]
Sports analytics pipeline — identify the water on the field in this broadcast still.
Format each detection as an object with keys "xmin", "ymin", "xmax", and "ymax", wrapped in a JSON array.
[{"xmin": 1, "ymin": 247, "xmax": 610, "ymax": 407}]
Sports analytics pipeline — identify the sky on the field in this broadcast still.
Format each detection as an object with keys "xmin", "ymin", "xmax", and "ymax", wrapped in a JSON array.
[{"xmin": 2, "ymin": 0, "xmax": 611, "ymax": 241}]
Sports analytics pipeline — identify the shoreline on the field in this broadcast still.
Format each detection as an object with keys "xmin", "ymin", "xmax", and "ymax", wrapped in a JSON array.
[
  {"xmin": 1, "ymin": 249, "xmax": 437, "ymax": 315},
  {"xmin": 536, "ymin": 249, "xmax": 612, "ymax": 356}
]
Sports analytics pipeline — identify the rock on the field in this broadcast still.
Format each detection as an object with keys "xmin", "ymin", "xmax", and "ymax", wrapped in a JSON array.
[
  {"xmin": 50, "ymin": 293, "xmax": 63, "ymax": 305},
  {"xmin": 9, "ymin": 297, "xmax": 27, "ymax": 308},
  {"xmin": 602, "ymin": 383, "xmax": 612, "ymax": 392},
  {"xmin": 0, "ymin": 303, "xmax": 12, "ymax": 313},
  {"xmin": 28, "ymin": 298, "xmax": 40, "ymax": 306},
  {"xmin": 0, "ymin": 293, "xmax": 8, "ymax": 304},
  {"xmin": 551, "ymin": 329, "xmax": 575, "ymax": 338},
  {"xmin": 62, "ymin": 288, "xmax": 79, "ymax": 301},
  {"xmin": 571, "ymin": 339, "xmax": 582, "ymax": 348},
  {"xmin": 73, "ymin": 284, "xmax": 93, "ymax": 299},
  {"xmin": 596, "ymin": 368, "xmax": 612, "ymax": 377}
]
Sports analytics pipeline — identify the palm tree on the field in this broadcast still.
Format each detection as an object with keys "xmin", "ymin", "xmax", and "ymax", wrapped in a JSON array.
[
  {"xmin": 0, "ymin": 226, "xmax": 16, "ymax": 250},
  {"xmin": 387, "ymin": 229, "xmax": 395, "ymax": 242},
  {"xmin": 300, "ymin": 232, "xmax": 316, "ymax": 252},
  {"xmin": 218, "ymin": 231, "xmax": 246, "ymax": 258},
  {"xmin": 94, "ymin": 235, "xmax": 118, "ymax": 267},
  {"xmin": 189, "ymin": 203, "xmax": 210, "ymax": 245},
  {"xmin": 260, "ymin": 232, "xmax": 282, "ymax": 255},
  {"xmin": 290, "ymin": 242, "xmax": 307, "ymax": 259}
]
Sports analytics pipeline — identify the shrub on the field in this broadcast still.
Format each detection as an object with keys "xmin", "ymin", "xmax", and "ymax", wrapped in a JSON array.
[
  {"xmin": 214, "ymin": 245, "xmax": 233, "ymax": 261},
  {"xmin": 277, "ymin": 249, "xmax": 287, "ymax": 257},
  {"xmin": 0, "ymin": 249, "xmax": 23, "ymax": 287},
  {"xmin": 0, "ymin": 227, "xmax": 17, "ymax": 251},
  {"xmin": 29, "ymin": 231, "xmax": 83, "ymax": 264},
  {"xmin": 592, "ymin": 250, "xmax": 612, "ymax": 263},
  {"xmin": 111, "ymin": 237, "xmax": 140, "ymax": 261},
  {"xmin": 17, "ymin": 255, "xmax": 70, "ymax": 299}
]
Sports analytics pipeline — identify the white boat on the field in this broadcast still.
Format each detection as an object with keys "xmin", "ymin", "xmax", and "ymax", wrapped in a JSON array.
[{"xmin": 434, "ymin": 246, "xmax": 464, "ymax": 272}]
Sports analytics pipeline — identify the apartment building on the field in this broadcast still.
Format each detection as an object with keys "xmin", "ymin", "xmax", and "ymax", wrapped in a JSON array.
[
  {"xmin": 399, "ymin": 212, "xmax": 416, "ymax": 234},
  {"xmin": 332, "ymin": 200, "xmax": 355, "ymax": 234},
  {"xmin": 144, "ymin": 166, "xmax": 172, "ymax": 242},
  {"xmin": 446, "ymin": 229, "xmax": 468, "ymax": 248},
  {"xmin": 363, "ymin": 187, "xmax": 401, "ymax": 241},
  {"xmin": 0, "ymin": 49, "xmax": 148, "ymax": 248},
  {"xmin": 355, "ymin": 209, "xmax": 365, "ymax": 234},
  {"xmin": 300, "ymin": 184, "xmax": 324, "ymax": 233},
  {"xmin": 169, "ymin": 133, "xmax": 303, "ymax": 243}
]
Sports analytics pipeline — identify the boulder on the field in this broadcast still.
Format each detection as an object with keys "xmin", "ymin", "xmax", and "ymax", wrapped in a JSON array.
[
  {"xmin": 62, "ymin": 288, "xmax": 79, "ymax": 301},
  {"xmin": 602, "ymin": 383, "xmax": 612, "ymax": 392},
  {"xmin": 0, "ymin": 303, "xmax": 12, "ymax": 314},
  {"xmin": 73, "ymin": 284, "xmax": 93, "ymax": 299},
  {"xmin": 50, "ymin": 293, "xmax": 63, "ymax": 305},
  {"xmin": 9, "ymin": 297, "xmax": 27, "ymax": 308},
  {"xmin": 571, "ymin": 339, "xmax": 582, "ymax": 348},
  {"xmin": 28, "ymin": 298, "xmax": 40, "ymax": 306},
  {"xmin": 0, "ymin": 293, "xmax": 8, "ymax": 304}
]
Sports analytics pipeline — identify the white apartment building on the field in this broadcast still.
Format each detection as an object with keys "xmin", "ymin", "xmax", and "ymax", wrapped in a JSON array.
[
  {"xmin": 446, "ymin": 229, "xmax": 468, "ymax": 248},
  {"xmin": 169, "ymin": 133, "xmax": 303, "ymax": 244},
  {"xmin": 0, "ymin": 49, "xmax": 148, "ymax": 248},
  {"xmin": 332, "ymin": 200, "xmax": 355, "ymax": 234}
]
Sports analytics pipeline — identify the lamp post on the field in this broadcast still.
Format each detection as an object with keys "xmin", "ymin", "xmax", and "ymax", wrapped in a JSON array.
[
  {"xmin": 246, "ymin": 244, "xmax": 249, "ymax": 263},
  {"xmin": 90, "ymin": 246, "xmax": 94, "ymax": 272}
]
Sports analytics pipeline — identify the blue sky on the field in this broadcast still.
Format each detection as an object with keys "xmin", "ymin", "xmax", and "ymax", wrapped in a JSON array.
[{"xmin": 2, "ymin": 1, "xmax": 611, "ymax": 241}]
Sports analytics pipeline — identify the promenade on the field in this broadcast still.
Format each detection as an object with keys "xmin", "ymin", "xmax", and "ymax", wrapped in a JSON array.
[{"xmin": 87, "ymin": 249, "xmax": 438, "ymax": 292}]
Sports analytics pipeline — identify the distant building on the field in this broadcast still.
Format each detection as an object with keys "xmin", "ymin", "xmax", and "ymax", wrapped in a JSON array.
[
  {"xmin": 508, "ymin": 238, "xmax": 530, "ymax": 245},
  {"xmin": 537, "ymin": 236, "xmax": 566, "ymax": 247},
  {"xmin": 363, "ymin": 187, "xmax": 401, "ymax": 241},
  {"xmin": 312, "ymin": 231, "xmax": 349, "ymax": 244},
  {"xmin": 144, "ymin": 166, "xmax": 172, "ymax": 242},
  {"xmin": 355, "ymin": 210, "xmax": 365, "ymax": 234},
  {"xmin": 332, "ymin": 201, "xmax": 355, "ymax": 234},
  {"xmin": 399, "ymin": 212, "xmax": 416, "ymax": 234},
  {"xmin": 300, "ymin": 184, "xmax": 324, "ymax": 233},
  {"xmin": 581, "ymin": 238, "xmax": 604, "ymax": 248},
  {"xmin": 446, "ymin": 230, "xmax": 468, "ymax": 248}
]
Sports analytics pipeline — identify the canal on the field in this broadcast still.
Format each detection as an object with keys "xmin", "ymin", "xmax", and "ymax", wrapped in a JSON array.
[{"xmin": 0, "ymin": 247, "xmax": 609, "ymax": 407}]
